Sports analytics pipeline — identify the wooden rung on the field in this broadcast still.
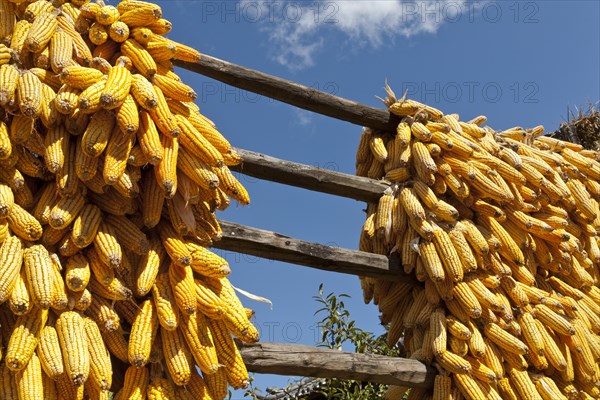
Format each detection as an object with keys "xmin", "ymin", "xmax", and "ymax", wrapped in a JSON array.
[
  {"xmin": 213, "ymin": 221, "xmax": 409, "ymax": 280},
  {"xmin": 174, "ymin": 56, "xmax": 399, "ymax": 132},
  {"xmin": 232, "ymin": 148, "xmax": 390, "ymax": 203},
  {"xmin": 238, "ymin": 341, "xmax": 435, "ymax": 389}
]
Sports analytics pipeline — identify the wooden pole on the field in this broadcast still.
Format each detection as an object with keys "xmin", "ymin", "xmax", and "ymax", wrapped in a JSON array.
[
  {"xmin": 232, "ymin": 148, "xmax": 390, "ymax": 203},
  {"xmin": 174, "ymin": 56, "xmax": 399, "ymax": 131},
  {"xmin": 213, "ymin": 221, "xmax": 410, "ymax": 280},
  {"xmin": 239, "ymin": 342, "xmax": 435, "ymax": 389}
]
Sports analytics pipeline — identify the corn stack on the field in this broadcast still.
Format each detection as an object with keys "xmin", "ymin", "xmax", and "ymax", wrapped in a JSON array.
[
  {"xmin": 0, "ymin": 0, "xmax": 256, "ymax": 398},
  {"xmin": 358, "ymin": 85, "xmax": 600, "ymax": 400}
]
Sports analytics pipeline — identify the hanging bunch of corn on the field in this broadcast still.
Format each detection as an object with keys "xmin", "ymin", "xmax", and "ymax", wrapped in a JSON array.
[
  {"xmin": 0, "ymin": 0, "xmax": 256, "ymax": 398},
  {"xmin": 357, "ymin": 85, "xmax": 600, "ymax": 400}
]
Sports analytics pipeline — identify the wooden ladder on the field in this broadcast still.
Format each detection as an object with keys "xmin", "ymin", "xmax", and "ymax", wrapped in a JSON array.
[{"xmin": 174, "ymin": 56, "xmax": 434, "ymax": 390}]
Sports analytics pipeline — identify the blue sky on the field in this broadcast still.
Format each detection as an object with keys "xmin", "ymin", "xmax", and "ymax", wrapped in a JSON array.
[{"xmin": 156, "ymin": 0, "xmax": 598, "ymax": 396}]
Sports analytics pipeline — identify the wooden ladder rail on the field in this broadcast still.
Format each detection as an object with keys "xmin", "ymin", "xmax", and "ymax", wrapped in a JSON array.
[
  {"xmin": 238, "ymin": 342, "xmax": 435, "ymax": 389},
  {"xmin": 231, "ymin": 148, "xmax": 390, "ymax": 203},
  {"xmin": 174, "ymin": 56, "xmax": 399, "ymax": 131}
]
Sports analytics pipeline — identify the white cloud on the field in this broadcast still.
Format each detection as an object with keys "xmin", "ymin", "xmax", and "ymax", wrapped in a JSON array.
[
  {"xmin": 292, "ymin": 108, "xmax": 314, "ymax": 126},
  {"xmin": 245, "ymin": 0, "xmax": 467, "ymax": 70}
]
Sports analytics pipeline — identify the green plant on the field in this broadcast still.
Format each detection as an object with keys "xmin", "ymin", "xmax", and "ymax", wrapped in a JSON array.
[
  {"xmin": 244, "ymin": 284, "xmax": 404, "ymax": 399},
  {"xmin": 311, "ymin": 284, "xmax": 402, "ymax": 399}
]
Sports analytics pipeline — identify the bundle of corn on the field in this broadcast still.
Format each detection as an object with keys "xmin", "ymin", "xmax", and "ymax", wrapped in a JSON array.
[
  {"xmin": 554, "ymin": 107, "xmax": 600, "ymax": 151},
  {"xmin": 357, "ymin": 86, "xmax": 600, "ymax": 400},
  {"xmin": 0, "ymin": 0, "xmax": 256, "ymax": 398}
]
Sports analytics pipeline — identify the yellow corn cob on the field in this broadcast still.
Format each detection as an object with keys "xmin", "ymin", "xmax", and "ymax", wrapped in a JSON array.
[
  {"xmin": 484, "ymin": 322, "xmax": 528, "ymax": 355},
  {"xmin": 493, "ymin": 378, "xmax": 518, "ymax": 400},
  {"xmin": 149, "ymin": 85, "xmax": 180, "ymax": 137},
  {"xmin": 69, "ymin": 287, "xmax": 92, "ymax": 311},
  {"xmin": 161, "ymin": 324, "xmax": 193, "ymax": 385},
  {"xmin": 0, "ymin": 43, "xmax": 10, "ymax": 65},
  {"xmin": 153, "ymin": 134, "xmax": 179, "ymax": 197},
  {"xmin": 208, "ymin": 318, "xmax": 250, "ymax": 389},
  {"xmin": 432, "ymin": 375, "xmax": 451, "ymax": 400},
  {"xmin": 138, "ymin": 171, "xmax": 164, "ymax": 229},
  {"xmin": 56, "ymin": 311, "xmax": 89, "ymax": 386},
  {"xmin": 134, "ymin": 234, "xmax": 163, "ymax": 296},
  {"xmin": 45, "ymin": 257, "xmax": 65, "ymax": 311},
  {"xmin": 183, "ymin": 108, "xmax": 233, "ymax": 155},
  {"xmin": 117, "ymin": 365, "xmax": 149, "ymax": 400},
  {"xmin": 429, "ymin": 306, "xmax": 446, "ymax": 357},
  {"xmin": 432, "ymin": 228, "xmax": 463, "ymax": 282},
  {"xmin": 78, "ymin": 77, "xmax": 107, "ymax": 114},
  {"xmin": 152, "ymin": 272, "xmax": 180, "ymax": 330},
  {"xmin": 89, "ymin": 22, "xmax": 109, "ymax": 45},
  {"xmin": 146, "ymin": 17, "xmax": 172, "ymax": 33},
  {"xmin": 5, "ymin": 306, "xmax": 48, "ymax": 371},
  {"xmin": 465, "ymin": 355, "xmax": 497, "ymax": 384},
  {"xmin": 71, "ymin": 204, "xmax": 101, "ymax": 248},
  {"xmin": 214, "ymin": 165, "xmax": 249, "ymax": 205},
  {"xmin": 114, "ymin": 94, "xmax": 139, "ymax": 134},
  {"xmin": 204, "ymin": 366, "xmax": 228, "ymax": 400},
  {"xmin": 168, "ymin": 263, "xmax": 197, "ymax": 315},
  {"xmin": 88, "ymin": 273, "xmax": 132, "ymax": 301},
  {"xmin": 0, "ymin": 363, "xmax": 17, "ymax": 399},
  {"xmin": 105, "ymin": 214, "xmax": 150, "ymax": 255},
  {"xmin": 102, "ymin": 125, "xmax": 133, "ymax": 183},
  {"xmin": 0, "ymin": 235, "xmax": 22, "ymax": 303},
  {"xmin": 49, "ymin": 27, "xmax": 73, "ymax": 73},
  {"xmin": 171, "ymin": 40, "xmax": 201, "ymax": 62},
  {"xmin": 0, "ymin": 64, "xmax": 19, "ymax": 107},
  {"xmin": 37, "ymin": 322, "xmax": 64, "ymax": 379},
  {"xmin": 137, "ymin": 110, "xmax": 164, "ymax": 165},
  {"xmin": 86, "ymin": 293, "xmax": 120, "ymax": 334},
  {"xmin": 25, "ymin": 11, "xmax": 57, "ymax": 52},
  {"xmin": 14, "ymin": 352, "xmax": 43, "ymax": 400},
  {"xmin": 9, "ymin": 270, "xmax": 31, "ymax": 316},
  {"xmin": 507, "ymin": 367, "xmax": 543, "ymax": 400},
  {"xmin": 100, "ymin": 62, "xmax": 132, "ymax": 110},
  {"xmin": 64, "ymin": 254, "xmax": 90, "ymax": 292},
  {"xmin": 9, "ymin": 115, "xmax": 34, "ymax": 146},
  {"xmin": 49, "ymin": 192, "xmax": 85, "ymax": 230},
  {"xmin": 108, "ymin": 20, "xmax": 129, "ymax": 42},
  {"xmin": 17, "ymin": 70, "xmax": 43, "ymax": 118},
  {"xmin": 55, "ymin": 84, "xmax": 80, "ymax": 115},
  {"xmin": 453, "ymin": 372, "xmax": 487, "ymax": 400},
  {"xmin": 436, "ymin": 350, "xmax": 471, "ymax": 374},
  {"xmin": 186, "ymin": 242, "xmax": 230, "ymax": 278},
  {"xmin": 44, "ymin": 124, "xmax": 70, "ymax": 174},
  {"xmin": 129, "ymin": 299, "xmax": 158, "ymax": 367},
  {"xmin": 22, "ymin": 245, "xmax": 55, "ymax": 309},
  {"xmin": 121, "ymin": 38, "xmax": 157, "ymax": 77},
  {"xmin": 0, "ymin": 121, "xmax": 11, "ymax": 160},
  {"xmin": 9, "ymin": 18, "xmax": 31, "ymax": 59},
  {"xmin": 95, "ymin": 4, "xmax": 119, "ymax": 24},
  {"xmin": 533, "ymin": 304, "xmax": 575, "ymax": 336},
  {"xmin": 60, "ymin": 66, "xmax": 104, "ymax": 90},
  {"xmin": 176, "ymin": 114, "xmax": 224, "ymax": 166},
  {"xmin": 180, "ymin": 311, "xmax": 220, "ymax": 375},
  {"xmin": 39, "ymin": 83, "xmax": 61, "ymax": 129},
  {"xmin": 419, "ymin": 240, "xmax": 445, "ymax": 283},
  {"xmin": 82, "ymin": 317, "xmax": 112, "ymax": 391}
]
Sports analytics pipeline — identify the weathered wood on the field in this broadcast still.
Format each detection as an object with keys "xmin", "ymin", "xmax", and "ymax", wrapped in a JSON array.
[
  {"xmin": 231, "ymin": 148, "xmax": 390, "ymax": 203},
  {"xmin": 239, "ymin": 342, "xmax": 435, "ymax": 389},
  {"xmin": 174, "ymin": 55, "xmax": 399, "ymax": 131},
  {"xmin": 213, "ymin": 221, "xmax": 407, "ymax": 280}
]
